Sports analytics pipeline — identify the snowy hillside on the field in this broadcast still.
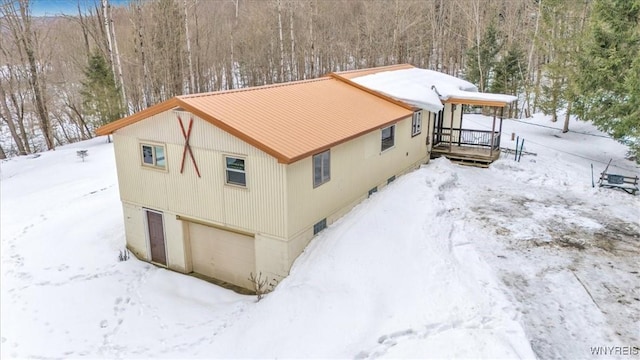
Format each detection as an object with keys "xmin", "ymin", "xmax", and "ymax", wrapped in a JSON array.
[{"xmin": 1, "ymin": 114, "xmax": 638, "ymax": 358}]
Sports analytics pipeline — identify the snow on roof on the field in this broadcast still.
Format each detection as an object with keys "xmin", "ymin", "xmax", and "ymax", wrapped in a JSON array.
[{"xmin": 350, "ymin": 68, "xmax": 517, "ymax": 112}]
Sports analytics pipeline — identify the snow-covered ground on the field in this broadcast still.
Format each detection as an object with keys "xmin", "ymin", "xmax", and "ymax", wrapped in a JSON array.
[{"xmin": 1, "ymin": 114, "xmax": 638, "ymax": 358}]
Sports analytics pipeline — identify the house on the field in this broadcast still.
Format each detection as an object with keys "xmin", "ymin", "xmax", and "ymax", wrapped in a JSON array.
[{"xmin": 96, "ymin": 64, "xmax": 515, "ymax": 290}]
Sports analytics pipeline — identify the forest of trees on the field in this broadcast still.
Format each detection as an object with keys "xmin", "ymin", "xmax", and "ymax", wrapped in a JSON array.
[{"xmin": 0, "ymin": 0, "xmax": 638, "ymax": 160}]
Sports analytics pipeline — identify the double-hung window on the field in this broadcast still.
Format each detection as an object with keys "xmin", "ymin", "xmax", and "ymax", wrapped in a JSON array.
[
  {"xmin": 141, "ymin": 144, "xmax": 166, "ymax": 169},
  {"xmin": 381, "ymin": 125, "xmax": 395, "ymax": 152},
  {"xmin": 313, "ymin": 150, "xmax": 330, "ymax": 188},
  {"xmin": 411, "ymin": 111, "xmax": 422, "ymax": 137},
  {"xmin": 225, "ymin": 156, "xmax": 246, "ymax": 187}
]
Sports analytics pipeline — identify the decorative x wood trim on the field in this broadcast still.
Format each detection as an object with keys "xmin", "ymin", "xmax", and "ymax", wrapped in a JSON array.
[{"xmin": 178, "ymin": 116, "xmax": 201, "ymax": 178}]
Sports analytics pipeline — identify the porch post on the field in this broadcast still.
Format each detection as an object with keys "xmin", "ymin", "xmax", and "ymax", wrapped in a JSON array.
[
  {"xmin": 489, "ymin": 107, "xmax": 497, "ymax": 159},
  {"xmin": 427, "ymin": 110, "xmax": 432, "ymax": 149},
  {"xmin": 458, "ymin": 104, "xmax": 463, "ymax": 146},
  {"xmin": 498, "ymin": 107, "xmax": 504, "ymax": 149},
  {"xmin": 449, "ymin": 104, "xmax": 455, "ymax": 152}
]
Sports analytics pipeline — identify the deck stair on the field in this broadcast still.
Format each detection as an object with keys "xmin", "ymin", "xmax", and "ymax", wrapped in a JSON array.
[{"xmin": 430, "ymin": 150, "xmax": 493, "ymax": 167}]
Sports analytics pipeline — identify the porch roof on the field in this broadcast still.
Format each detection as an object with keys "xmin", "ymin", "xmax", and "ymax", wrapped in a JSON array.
[{"xmin": 335, "ymin": 65, "xmax": 517, "ymax": 112}]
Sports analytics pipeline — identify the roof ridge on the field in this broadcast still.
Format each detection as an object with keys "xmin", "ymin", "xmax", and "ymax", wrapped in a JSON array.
[
  {"xmin": 328, "ymin": 72, "xmax": 416, "ymax": 111},
  {"xmin": 179, "ymin": 77, "xmax": 329, "ymax": 99},
  {"xmin": 333, "ymin": 64, "xmax": 415, "ymax": 75}
]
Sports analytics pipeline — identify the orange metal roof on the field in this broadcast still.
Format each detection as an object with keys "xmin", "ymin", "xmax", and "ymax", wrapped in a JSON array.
[{"xmin": 96, "ymin": 77, "xmax": 412, "ymax": 164}]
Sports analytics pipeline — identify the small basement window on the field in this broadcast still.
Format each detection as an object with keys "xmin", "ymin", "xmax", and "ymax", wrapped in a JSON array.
[
  {"xmin": 141, "ymin": 144, "xmax": 166, "ymax": 169},
  {"xmin": 411, "ymin": 111, "xmax": 422, "ymax": 137},
  {"xmin": 225, "ymin": 156, "xmax": 246, "ymax": 186},
  {"xmin": 313, "ymin": 218, "xmax": 327, "ymax": 235},
  {"xmin": 368, "ymin": 187, "xmax": 378, "ymax": 197},
  {"xmin": 387, "ymin": 175, "xmax": 396, "ymax": 184},
  {"xmin": 381, "ymin": 125, "xmax": 395, "ymax": 152},
  {"xmin": 313, "ymin": 150, "xmax": 330, "ymax": 188}
]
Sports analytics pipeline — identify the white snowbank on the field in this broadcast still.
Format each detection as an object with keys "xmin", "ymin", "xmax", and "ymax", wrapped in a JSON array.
[
  {"xmin": 352, "ymin": 68, "xmax": 518, "ymax": 112},
  {"xmin": 1, "ymin": 113, "xmax": 638, "ymax": 358}
]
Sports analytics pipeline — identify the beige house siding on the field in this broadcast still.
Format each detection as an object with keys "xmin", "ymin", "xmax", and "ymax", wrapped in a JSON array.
[
  {"xmin": 112, "ymin": 110, "xmax": 287, "ymax": 238},
  {"xmin": 115, "ymin": 108, "xmax": 433, "ymax": 288},
  {"xmin": 284, "ymin": 112, "xmax": 430, "ymax": 263},
  {"xmin": 442, "ymin": 103, "xmax": 463, "ymax": 130},
  {"xmin": 122, "ymin": 202, "xmax": 147, "ymax": 260},
  {"xmin": 121, "ymin": 203, "xmax": 191, "ymax": 273}
]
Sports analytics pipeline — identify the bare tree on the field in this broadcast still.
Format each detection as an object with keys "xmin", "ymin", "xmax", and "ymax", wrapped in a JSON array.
[{"xmin": 1, "ymin": 0, "xmax": 55, "ymax": 150}]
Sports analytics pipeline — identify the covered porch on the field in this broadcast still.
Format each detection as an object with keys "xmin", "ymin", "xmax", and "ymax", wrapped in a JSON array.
[{"xmin": 431, "ymin": 97, "xmax": 511, "ymax": 167}]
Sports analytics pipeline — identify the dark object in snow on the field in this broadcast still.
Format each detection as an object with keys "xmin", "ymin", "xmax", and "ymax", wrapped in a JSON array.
[
  {"xmin": 598, "ymin": 159, "xmax": 638, "ymax": 195},
  {"xmin": 517, "ymin": 139, "xmax": 525, "ymax": 162},
  {"xmin": 118, "ymin": 248, "xmax": 130, "ymax": 262},
  {"xmin": 77, "ymin": 150, "xmax": 88, "ymax": 162},
  {"xmin": 500, "ymin": 147, "xmax": 537, "ymax": 157}
]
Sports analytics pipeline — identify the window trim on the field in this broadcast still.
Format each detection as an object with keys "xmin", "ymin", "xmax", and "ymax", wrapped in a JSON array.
[
  {"xmin": 225, "ymin": 155, "xmax": 247, "ymax": 187},
  {"xmin": 312, "ymin": 149, "xmax": 331, "ymax": 188},
  {"xmin": 411, "ymin": 111, "xmax": 422, "ymax": 137},
  {"xmin": 381, "ymin": 124, "xmax": 396, "ymax": 152},
  {"xmin": 140, "ymin": 142, "xmax": 167, "ymax": 170}
]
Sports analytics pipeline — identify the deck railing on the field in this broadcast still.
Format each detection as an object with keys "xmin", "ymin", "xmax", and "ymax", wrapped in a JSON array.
[{"xmin": 433, "ymin": 129, "xmax": 501, "ymax": 149}]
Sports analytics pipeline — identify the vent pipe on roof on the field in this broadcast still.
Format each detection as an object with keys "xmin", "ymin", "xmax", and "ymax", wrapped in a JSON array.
[{"xmin": 431, "ymin": 85, "xmax": 443, "ymax": 98}]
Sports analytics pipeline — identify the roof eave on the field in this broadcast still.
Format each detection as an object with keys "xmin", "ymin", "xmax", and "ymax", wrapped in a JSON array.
[
  {"xmin": 284, "ymin": 114, "xmax": 409, "ymax": 164},
  {"xmin": 95, "ymin": 98, "xmax": 181, "ymax": 136},
  {"xmin": 443, "ymin": 97, "xmax": 515, "ymax": 107}
]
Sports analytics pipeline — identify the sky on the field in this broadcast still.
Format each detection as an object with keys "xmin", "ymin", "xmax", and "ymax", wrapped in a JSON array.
[{"xmin": 30, "ymin": 0, "xmax": 131, "ymax": 17}]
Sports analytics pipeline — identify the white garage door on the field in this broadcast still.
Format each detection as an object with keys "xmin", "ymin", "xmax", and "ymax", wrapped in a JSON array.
[{"xmin": 188, "ymin": 222, "xmax": 255, "ymax": 289}]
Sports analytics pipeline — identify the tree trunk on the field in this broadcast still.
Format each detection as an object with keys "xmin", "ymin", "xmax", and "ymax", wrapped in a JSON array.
[
  {"xmin": 77, "ymin": 4, "xmax": 91, "ymax": 63},
  {"xmin": 193, "ymin": 0, "xmax": 201, "ymax": 92},
  {"xmin": 309, "ymin": 0, "xmax": 316, "ymax": 77},
  {"xmin": 526, "ymin": 0, "xmax": 542, "ymax": 116},
  {"xmin": 228, "ymin": 0, "xmax": 239, "ymax": 89},
  {"xmin": 473, "ymin": 0, "xmax": 484, "ymax": 92},
  {"xmin": 0, "ymin": 86, "xmax": 27, "ymax": 155},
  {"xmin": 54, "ymin": 114, "xmax": 73, "ymax": 143},
  {"xmin": 135, "ymin": 1, "xmax": 152, "ymax": 106},
  {"xmin": 562, "ymin": 101, "xmax": 571, "ymax": 133},
  {"xmin": 102, "ymin": 0, "xmax": 116, "ymax": 77},
  {"xmin": 0, "ymin": 115, "xmax": 27, "ymax": 155},
  {"xmin": 6, "ymin": 81, "xmax": 33, "ymax": 154},
  {"xmin": 0, "ymin": 143, "xmax": 6, "ymax": 159},
  {"xmin": 276, "ymin": 0, "xmax": 285, "ymax": 82},
  {"xmin": 67, "ymin": 102, "xmax": 93, "ymax": 139},
  {"xmin": 107, "ymin": 2, "xmax": 127, "ymax": 114},
  {"xmin": 289, "ymin": 2, "xmax": 296, "ymax": 81},
  {"xmin": 184, "ymin": 0, "xmax": 195, "ymax": 93},
  {"xmin": 18, "ymin": 0, "xmax": 54, "ymax": 150}
]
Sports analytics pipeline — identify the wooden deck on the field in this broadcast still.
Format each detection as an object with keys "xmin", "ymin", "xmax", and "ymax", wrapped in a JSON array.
[{"xmin": 431, "ymin": 144, "xmax": 501, "ymax": 167}]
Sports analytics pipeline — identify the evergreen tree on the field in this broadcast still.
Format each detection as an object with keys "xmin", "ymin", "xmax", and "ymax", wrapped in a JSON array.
[
  {"xmin": 81, "ymin": 49, "xmax": 124, "ymax": 127},
  {"xmin": 536, "ymin": 0, "xmax": 579, "ymax": 123},
  {"xmin": 465, "ymin": 23, "xmax": 502, "ymax": 92},
  {"xmin": 491, "ymin": 43, "xmax": 525, "ymax": 96},
  {"xmin": 574, "ymin": 0, "xmax": 640, "ymax": 160}
]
